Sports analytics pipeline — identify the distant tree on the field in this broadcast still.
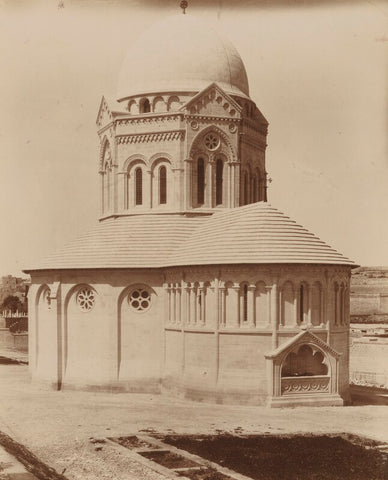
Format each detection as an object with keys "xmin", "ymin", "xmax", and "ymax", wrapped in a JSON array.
[{"xmin": 1, "ymin": 295, "xmax": 24, "ymax": 313}]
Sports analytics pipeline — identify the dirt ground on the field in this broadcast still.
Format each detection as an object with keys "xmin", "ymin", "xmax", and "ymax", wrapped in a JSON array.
[{"xmin": 0, "ymin": 363, "xmax": 388, "ymax": 480}]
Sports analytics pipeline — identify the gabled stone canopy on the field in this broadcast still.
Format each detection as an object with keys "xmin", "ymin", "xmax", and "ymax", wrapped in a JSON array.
[{"xmin": 265, "ymin": 329, "xmax": 342, "ymax": 361}]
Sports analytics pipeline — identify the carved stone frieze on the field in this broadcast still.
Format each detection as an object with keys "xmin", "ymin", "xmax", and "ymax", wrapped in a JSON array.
[
  {"xmin": 116, "ymin": 114, "xmax": 182, "ymax": 126},
  {"xmin": 281, "ymin": 376, "xmax": 330, "ymax": 395}
]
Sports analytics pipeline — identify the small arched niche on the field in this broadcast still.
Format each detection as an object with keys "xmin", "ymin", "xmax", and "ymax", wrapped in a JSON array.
[
  {"xmin": 265, "ymin": 330, "xmax": 342, "ymax": 407},
  {"xmin": 281, "ymin": 344, "xmax": 328, "ymax": 377}
]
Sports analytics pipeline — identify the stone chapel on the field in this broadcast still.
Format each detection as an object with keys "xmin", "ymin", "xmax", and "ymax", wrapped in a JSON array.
[{"xmin": 25, "ymin": 12, "xmax": 356, "ymax": 407}]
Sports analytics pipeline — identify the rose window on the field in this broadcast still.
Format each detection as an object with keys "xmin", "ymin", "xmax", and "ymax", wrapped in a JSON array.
[
  {"xmin": 76, "ymin": 288, "xmax": 96, "ymax": 312},
  {"xmin": 129, "ymin": 288, "xmax": 151, "ymax": 312},
  {"xmin": 204, "ymin": 133, "xmax": 220, "ymax": 151}
]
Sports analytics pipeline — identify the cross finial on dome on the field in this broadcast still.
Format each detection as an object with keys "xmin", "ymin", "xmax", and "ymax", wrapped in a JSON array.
[{"xmin": 180, "ymin": 0, "xmax": 188, "ymax": 14}]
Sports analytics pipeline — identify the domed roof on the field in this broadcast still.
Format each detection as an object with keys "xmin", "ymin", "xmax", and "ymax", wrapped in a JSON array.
[{"xmin": 117, "ymin": 14, "xmax": 249, "ymax": 101}]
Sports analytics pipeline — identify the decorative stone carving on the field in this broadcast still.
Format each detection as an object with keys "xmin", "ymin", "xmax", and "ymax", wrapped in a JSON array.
[
  {"xmin": 76, "ymin": 288, "xmax": 96, "ymax": 312},
  {"xmin": 116, "ymin": 130, "xmax": 185, "ymax": 144},
  {"xmin": 281, "ymin": 376, "xmax": 330, "ymax": 395}
]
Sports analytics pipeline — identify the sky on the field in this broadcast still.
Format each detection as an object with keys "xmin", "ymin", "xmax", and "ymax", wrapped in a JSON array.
[{"xmin": 0, "ymin": 0, "xmax": 387, "ymax": 277}]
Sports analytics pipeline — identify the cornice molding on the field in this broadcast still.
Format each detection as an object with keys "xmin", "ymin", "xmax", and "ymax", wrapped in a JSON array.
[
  {"xmin": 116, "ymin": 130, "xmax": 185, "ymax": 145},
  {"xmin": 185, "ymin": 114, "xmax": 240, "ymax": 124},
  {"xmin": 116, "ymin": 113, "xmax": 183, "ymax": 126}
]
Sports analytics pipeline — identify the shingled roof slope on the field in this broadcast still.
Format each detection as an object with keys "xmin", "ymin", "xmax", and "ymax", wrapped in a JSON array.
[
  {"xmin": 170, "ymin": 203, "xmax": 355, "ymax": 266},
  {"xmin": 32, "ymin": 215, "xmax": 204, "ymax": 270},
  {"xmin": 26, "ymin": 203, "xmax": 355, "ymax": 271}
]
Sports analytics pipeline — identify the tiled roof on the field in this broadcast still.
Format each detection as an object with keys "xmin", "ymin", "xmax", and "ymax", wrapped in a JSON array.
[
  {"xmin": 33, "ymin": 215, "xmax": 204, "ymax": 270},
  {"xmin": 26, "ymin": 203, "xmax": 355, "ymax": 271},
  {"xmin": 170, "ymin": 203, "xmax": 356, "ymax": 267}
]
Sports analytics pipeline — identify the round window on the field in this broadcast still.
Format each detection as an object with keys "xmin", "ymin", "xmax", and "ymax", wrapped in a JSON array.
[
  {"xmin": 76, "ymin": 288, "xmax": 96, "ymax": 312},
  {"xmin": 128, "ymin": 288, "xmax": 152, "ymax": 312},
  {"xmin": 204, "ymin": 133, "xmax": 220, "ymax": 151}
]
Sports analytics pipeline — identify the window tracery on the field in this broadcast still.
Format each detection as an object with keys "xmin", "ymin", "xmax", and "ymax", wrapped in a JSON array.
[
  {"xmin": 204, "ymin": 132, "xmax": 220, "ymax": 151},
  {"xmin": 128, "ymin": 288, "xmax": 152, "ymax": 312},
  {"xmin": 76, "ymin": 287, "xmax": 96, "ymax": 312}
]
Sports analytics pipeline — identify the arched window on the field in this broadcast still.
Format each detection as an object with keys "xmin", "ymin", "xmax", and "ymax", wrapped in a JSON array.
[
  {"xmin": 215, "ymin": 158, "xmax": 223, "ymax": 206},
  {"xmin": 241, "ymin": 284, "xmax": 248, "ymax": 323},
  {"xmin": 252, "ymin": 176, "xmax": 257, "ymax": 203},
  {"xmin": 299, "ymin": 284, "xmax": 304, "ymax": 324},
  {"xmin": 197, "ymin": 158, "xmax": 205, "ymax": 205},
  {"xmin": 243, "ymin": 172, "xmax": 248, "ymax": 205},
  {"xmin": 281, "ymin": 281, "xmax": 294, "ymax": 327},
  {"xmin": 159, "ymin": 166, "xmax": 167, "ymax": 205},
  {"xmin": 299, "ymin": 283, "xmax": 309, "ymax": 324},
  {"xmin": 311, "ymin": 282, "xmax": 322, "ymax": 326},
  {"xmin": 104, "ymin": 163, "xmax": 111, "ymax": 213},
  {"xmin": 135, "ymin": 168, "xmax": 142, "ymax": 205},
  {"xmin": 140, "ymin": 98, "xmax": 150, "ymax": 113}
]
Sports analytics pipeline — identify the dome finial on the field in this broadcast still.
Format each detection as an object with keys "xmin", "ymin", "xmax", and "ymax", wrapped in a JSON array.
[{"xmin": 180, "ymin": 0, "xmax": 188, "ymax": 14}]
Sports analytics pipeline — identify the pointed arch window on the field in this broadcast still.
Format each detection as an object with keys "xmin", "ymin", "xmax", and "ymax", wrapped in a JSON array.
[
  {"xmin": 197, "ymin": 158, "xmax": 205, "ymax": 206},
  {"xmin": 135, "ymin": 167, "xmax": 143, "ymax": 205},
  {"xmin": 215, "ymin": 158, "xmax": 223, "ymax": 206},
  {"xmin": 159, "ymin": 166, "xmax": 167, "ymax": 205}
]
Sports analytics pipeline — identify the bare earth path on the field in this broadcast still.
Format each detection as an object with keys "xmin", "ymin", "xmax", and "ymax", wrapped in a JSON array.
[{"xmin": 0, "ymin": 363, "xmax": 387, "ymax": 480}]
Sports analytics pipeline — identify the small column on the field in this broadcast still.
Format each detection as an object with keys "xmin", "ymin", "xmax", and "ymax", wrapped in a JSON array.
[
  {"xmin": 185, "ymin": 283, "xmax": 191, "ymax": 325},
  {"xmin": 307, "ymin": 285, "xmax": 312, "ymax": 327},
  {"xmin": 235, "ymin": 163, "xmax": 239, "ymax": 207},
  {"xmin": 146, "ymin": 169, "xmax": 152, "ymax": 210},
  {"xmin": 112, "ymin": 162, "xmax": 118, "ymax": 214},
  {"xmin": 175, "ymin": 283, "xmax": 181, "ymax": 325},
  {"xmin": 293, "ymin": 289, "xmax": 299, "ymax": 328},
  {"xmin": 227, "ymin": 164, "xmax": 231, "ymax": 208},
  {"xmin": 207, "ymin": 161, "xmax": 214, "ymax": 208},
  {"xmin": 247, "ymin": 284, "xmax": 256, "ymax": 328},
  {"xmin": 219, "ymin": 282, "xmax": 226, "ymax": 327},
  {"xmin": 172, "ymin": 284, "xmax": 177, "ymax": 324},
  {"xmin": 99, "ymin": 171, "xmax": 105, "ymax": 215},
  {"xmin": 184, "ymin": 158, "xmax": 193, "ymax": 210},
  {"xmin": 199, "ymin": 282, "xmax": 205, "ymax": 325},
  {"xmin": 266, "ymin": 286, "xmax": 272, "ymax": 327},
  {"xmin": 231, "ymin": 283, "xmax": 240, "ymax": 327},
  {"xmin": 166, "ymin": 284, "xmax": 172, "ymax": 324},
  {"xmin": 122, "ymin": 172, "xmax": 128, "ymax": 210},
  {"xmin": 190, "ymin": 285, "xmax": 197, "ymax": 325},
  {"xmin": 278, "ymin": 287, "xmax": 283, "ymax": 328},
  {"xmin": 271, "ymin": 284, "xmax": 278, "ymax": 349},
  {"xmin": 320, "ymin": 286, "xmax": 326, "ymax": 327},
  {"xmin": 230, "ymin": 164, "xmax": 235, "ymax": 207}
]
